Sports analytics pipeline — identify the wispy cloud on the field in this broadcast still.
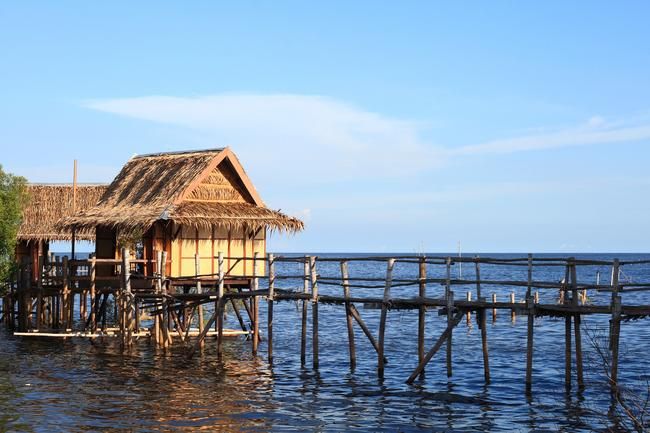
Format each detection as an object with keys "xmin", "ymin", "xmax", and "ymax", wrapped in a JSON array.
[
  {"xmin": 84, "ymin": 94, "xmax": 650, "ymax": 187},
  {"xmin": 452, "ymin": 116, "xmax": 650, "ymax": 156},
  {"xmin": 85, "ymin": 94, "xmax": 443, "ymax": 185}
]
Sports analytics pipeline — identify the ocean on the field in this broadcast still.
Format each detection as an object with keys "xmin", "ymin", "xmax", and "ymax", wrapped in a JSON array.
[{"xmin": 1, "ymin": 253, "xmax": 649, "ymax": 432}]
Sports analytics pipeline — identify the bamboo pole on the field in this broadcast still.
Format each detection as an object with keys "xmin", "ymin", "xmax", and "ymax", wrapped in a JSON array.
[
  {"xmin": 267, "ymin": 253, "xmax": 274, "ymax": 364},
  {"xmin": 479, "ymin": 297, "xmax": 490, "ymax": 383},
  {"xmin": 610, "ymin": 259, "xmax": 621, "ymax": 389},
  {"xmin": 36, "ymin": 254, "xmax": 43, "ymax": 330},
  {"xmin": 525, "ymin": 254, "xmax": 534, "ymax": 393},
  {"xmin": 89, "ymin": 254, "xmax": 96, "ymax": 332},
  {"xmin": 310, "ymin": 256, "xmax": 319, "ymax": 369},
  {"xmin": 341, "ymin": 260, "xmax": 356, "ymax": 368},
  {"xmin": 301, "ymin": 257, "xmax": 309, "ymax": 365},
  {"xmin": 217, "ymin": 251, "xmax": 225, "ymax": 358},
  {"xmin": 62, "ymin": 256, "xmax": 70, "ymax": 331},
  {"xmin": 564, "ymin": 261, "xmax": 572, "ymax": 390},
  {"xmin": 570, "ymin": 259, "xmax": 584, "ymax": 389},
  {"xmin": 378, "ymin": 258, "xmax": 395, "ymax": 378},
  {"xmin": 445, "ymin": 257, "xmax": 453, "ymax": 377},
  {"xmin": 418, "ymin": 257, "xmax": 426, "ymax": 371},
  {"xmin": 195, "ymin": 253, "xmax": 204, "ymax": 350},
  {"xmin": 406, "ymin": 310, "xmax": 464, "ymax": 384}
]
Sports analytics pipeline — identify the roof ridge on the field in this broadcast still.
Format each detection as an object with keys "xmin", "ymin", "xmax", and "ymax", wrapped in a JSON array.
[{"xmin": 134, "ymin": 148, "xmax": 226, "ymax": 159}]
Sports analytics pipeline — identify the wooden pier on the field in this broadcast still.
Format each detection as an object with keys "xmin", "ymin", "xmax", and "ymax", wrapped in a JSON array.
[{"xmin": 2, "ymin": 251, "xmax": 649, "ymax": 392}]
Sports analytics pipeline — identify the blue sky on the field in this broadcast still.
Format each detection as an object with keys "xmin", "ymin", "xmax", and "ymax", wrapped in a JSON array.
[{"xmin": 1, "ymin": 1, "xmax": 649, "ymax": 253}]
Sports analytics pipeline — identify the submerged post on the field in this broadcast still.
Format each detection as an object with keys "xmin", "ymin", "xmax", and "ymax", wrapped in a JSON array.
[
  {"xmin": 195, "ymin": 253, "xmax": 204, "ymax": 349},
  {"xmin": 310, "ymin": 256, "xmax": 319, "ymax": 369},
  {"xmin": 525, "ymin": 254, "xmax": 534, "ymax": 393},
  {"xmin": 267, "ymin": 253, "xmax": 274, "ymax": 364},
  {"xmin": 378, "ymin": 258, "xmax": 395, "ymax": 378},
  {"xmin": 301, "ymin": 256, "xmax": 309, "ymax": 366},
  {"xmin": 217, "ymin": 251, "xmax": 225, "ymax": 358},
  {"xmin": 418, "ymin": 256, "xmax": 426, "ymax": 370},
  {"xmin": 445, "ymin": 257, "xmax": 453, "ymax": 377},
  {"xmin": 610, "ymin": 259, "xmax": 621, "ymax": 389},
  {"xmin": 89, "ymin": 254, "xmax": 96, "ymax": 332},
  {"xmin": 341, "ymin": 260, "xmax": 356, "ymax": 368}
]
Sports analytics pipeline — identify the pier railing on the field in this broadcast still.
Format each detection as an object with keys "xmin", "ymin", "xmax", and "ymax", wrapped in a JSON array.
[{"xmin": 3, "ymin": 252, "xmax": 650, "ymax": 392}]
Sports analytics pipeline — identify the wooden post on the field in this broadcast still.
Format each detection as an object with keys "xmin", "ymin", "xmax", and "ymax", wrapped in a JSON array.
[
  {"xmin": 569, "ymin": 259, "xmax": 584, "ymax": 389},
  {"xmin": 62, "ymin": 256, "xmax": 69, "ymax": 331},
  {"xmin": 341, "ymin": 260, "xmax": 356, "ymax": 368},
  {"xmin": 36, "ymin": 254, "xmax": 43, "ymax": 330},
  {"xmin": 610, "ymin": 259, "xmax": 621, "ymax": 389},
  {"xmin": 153, "ymin": 250, "xmax": 161, "ymax": 346},
  {"xmin": 418, "ymin": 257, "xmax": 426, "ymax": 370},
  {"xmin": 217, "ymin": 251, "xmax": 225, "ymax": 358},
  {"xmin": 564, "ymin": 261, "xmax": 572, "ymax": 390},
  {"xmin": 301, "ymin": 256, "xmax": 309, "ymax": 366},
  {"xmin": 161, "ymin": 250, "xmax": 170, "ymax": 348},
  {"xmin": 446, "ymin": 290, "xmax": 454, "ymax": 377},
  {"xmin": 121, "ymin": 248, "xmax": 132, "ymax": 349},
  {"xmin": 492, "ymin": 293, "xmax": 497, "ymax": 322},
  {"xmin": 267, "ymin": 253, "xmax": 274, "ymax": 364},
  {"xmin": 378, "ymin": 258, "xmax": 395, "ymax": 378},
  {"xmin": 534, "ymin": 291, "xmax": 539, "ymax": 304},
  {"xmin": 195, "ymin": 253, "xmax": 204, "ymax": 349},
  {"xmin": 466, "ymin": 291, "xmax": 471, "ymax": 324},
  {"xmin": 525, "ymin": 254, "xmax": 534, "ymax": 393},
  {"xmin": 475, "ymin": 256, "xmax": 481, "ymax": 299},
  {"xmin": 310, "ymin": 256, "xmax": 319, "ymax": 369},
  {"xmin": 89, "ymin": 254, "xmax": 96, "ymax": 332},
  {"xmin": 479, "ymin": 296, "xmax": 490, "ymax": 383},
  {"xmin": 406, "ymin": 310, "xmax": 464, "ymax": 384},
  {"xmin": 248, "ymin": 253, "xmax": 260, "ymax": 355},
  {"xmin": 510, "ymin": 292, "xmax": 516, "ymax": 323},
  {"xmin": 445, "ymin": 257, "xmax": 453, "ymax": 377}
]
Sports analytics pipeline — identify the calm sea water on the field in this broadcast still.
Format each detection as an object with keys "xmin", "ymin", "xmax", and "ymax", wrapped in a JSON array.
[{"xmin": 2, "ymin": 253, "xmax": 650, "ymax": 432}]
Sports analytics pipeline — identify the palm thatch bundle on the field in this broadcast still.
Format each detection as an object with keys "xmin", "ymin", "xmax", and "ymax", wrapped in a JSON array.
[
  {"xmin": 19, "ymin": 184, "xmax": 107, "ymax": 242},
  {"xmin": 60, "ymin": 148, "xmax": 304, "ymax": 234}
]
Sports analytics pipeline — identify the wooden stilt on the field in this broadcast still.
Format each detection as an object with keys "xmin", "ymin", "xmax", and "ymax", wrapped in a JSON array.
[
  {"xmin": 378, "ymin": 258, "xmax": 395, "ymax": 378},
  {"xmin": 492, "ymin": 293, "xmax": 497, "ymax": 322},
  {"xmin": 341, "ymin": 260, "xmax": 356, "ymax": 368},
  {"xmin": 406, "ymin": 310, "xmax": 464, "ymax": 384},
  {"xmin": 195, "ymin": 253, "xmax": 204, "ymax": 349},
  {"xmin": 610, "ymin": 259, "xmax": 621, "ymax": 390},
  {"xmin": 418, "ymin": 257, "xmax": 426, "ymax": 370},
  {"xmin": 267, "ymin": 253, "xmax": 275, "ymax": 364},
  {"xmin": 446, "ymin": 290, "xmax": 454, "ymax": 378},
  {"xmin": 479, "ymin": 302, "xmax": 490, "ymax": 383},
  {"xmin": 62, "ymin": 256, "xmax": 70, "ymax": 331},
  {"xmin": 301, "ymin": 257, "xmax": 309, "ymax": 366},
  {"xmin": 217, "ymin": 252, "xmax": 225, "ymax": 358},
  {"xmin": 310, "ymin": 256, "xmax": 319, "ymax": 369},
  {"xmin": 36, "ymin": 254, "xmax": 43, "ymax": 330},
  {"xmin": 349, "ymin": 305, "xmax": 386, "ymax": 362},
  {"xmin": 525, "ymin": 254, "xmax": 534, "ymax": 392},
  {"xmin": 89, "ymin": 254, "xmax": 96, "ymax": 332}
]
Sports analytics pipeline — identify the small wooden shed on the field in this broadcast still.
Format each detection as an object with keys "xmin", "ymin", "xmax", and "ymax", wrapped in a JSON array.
[
  {"xmin": 61, "ymin": 148, "xmax": 303, "ymax": 282},
  {"xmin": 17, "ymin": 184, "xmax": 107, "ymax": 277}
]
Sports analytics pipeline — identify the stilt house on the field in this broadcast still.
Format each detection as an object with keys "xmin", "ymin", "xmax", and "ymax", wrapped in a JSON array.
[{"xmin": 61, "ymin": 148, "xmax": 303, "ymax": 284}]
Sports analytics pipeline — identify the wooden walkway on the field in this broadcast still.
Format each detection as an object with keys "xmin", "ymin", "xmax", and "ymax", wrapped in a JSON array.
[{"xmin": 2, "ymin": 252, "xmax": 649, "ymax": 393}]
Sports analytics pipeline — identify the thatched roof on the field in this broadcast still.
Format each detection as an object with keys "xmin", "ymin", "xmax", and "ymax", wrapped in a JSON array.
[
  {"xmin": 60, "ymin": 148, "xmax": 304, "ymax": 233},
  {"xmin": 19, "ymin": 184, "xmax": 107, "ymax": 242}
]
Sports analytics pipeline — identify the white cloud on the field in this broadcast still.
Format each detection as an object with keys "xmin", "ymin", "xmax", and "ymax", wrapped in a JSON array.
[
  {"xmin": 85, "ymin": 94, "xmax": 444, "ymax": 185},
  {"xmin": 452, "ymin": 116, "xmax": 650, "ymax": 156}
]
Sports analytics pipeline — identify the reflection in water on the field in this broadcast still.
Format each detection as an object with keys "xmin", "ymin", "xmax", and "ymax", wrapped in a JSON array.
[{"xmin": 1, "ymin": 253, "xmax": 649, "ymax": 431}]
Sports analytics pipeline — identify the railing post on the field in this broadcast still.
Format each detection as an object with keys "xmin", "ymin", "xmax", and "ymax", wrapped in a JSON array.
[
  {"xmin": 217, "ymin": 251, "xmax": 225, "ymax": 358},
  {"xmin": 378, "ymin": 258, "xmax": 395, "ymax": 378},
  {"xmin": 310, "ymin": 256, "xmax": 319, "ymax": 369},
  {"xmin": 89, "ymin": 254, "xmax": 96, "ymax": 333},
  {"xmin": 417, "ymin": 256, "xmax": 426, "ymax": 371},
  {"xmin": 267, "ymin": 253, "xmax": 274, "ymax": 363},
  {"xmin": 301, "ymin": 256, "xmax": 309, "ymax": 366},
  {"xmin": 341, "ymin": 260, "xmax": 356, "ymax": 368},
  {"xmin": 195, "ymin": 253, "xmax": 204, "ymax": 349}
]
